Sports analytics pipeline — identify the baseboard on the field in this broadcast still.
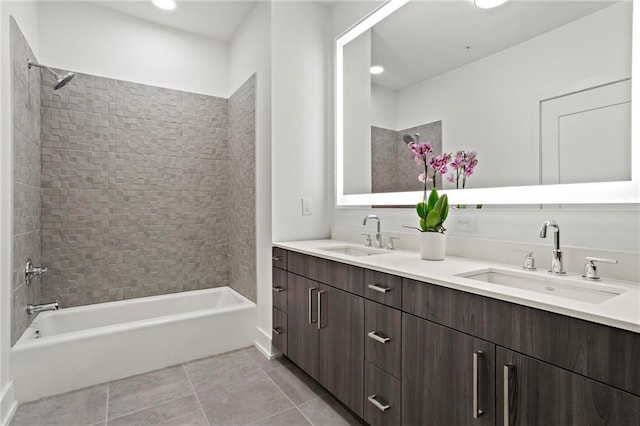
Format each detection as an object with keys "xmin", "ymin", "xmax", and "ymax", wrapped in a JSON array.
[
  {"xmin": 0, "ymin": 381, "xmax": 17, "ymax": 426},
  {"xmin": 254, "ymin": 326, "xmax": 281, "ymax": 359}
]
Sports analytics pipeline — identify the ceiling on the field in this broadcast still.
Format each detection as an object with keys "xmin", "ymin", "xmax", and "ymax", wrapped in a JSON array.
[
  {"xmin": 371, "ymin": 0, "xmax": 625, "ymax": 90},
  {"xmin": 92, "ymin": 0, "xmax": 257, "ymax": 41}
]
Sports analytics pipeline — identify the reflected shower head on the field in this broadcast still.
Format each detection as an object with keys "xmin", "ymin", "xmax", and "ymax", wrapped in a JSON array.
[
  {"xmin": 28, "ymin": 59, "xmax": 75, "ymax": 90},
  {"xmin": 402, "ymin": 133, "xmax": 420, "ymax": 144}
]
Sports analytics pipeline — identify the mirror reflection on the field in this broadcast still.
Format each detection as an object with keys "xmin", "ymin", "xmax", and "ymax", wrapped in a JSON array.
[{"xmin": 342, "ymin": 0, "xmax": 632, "ymax": 195}]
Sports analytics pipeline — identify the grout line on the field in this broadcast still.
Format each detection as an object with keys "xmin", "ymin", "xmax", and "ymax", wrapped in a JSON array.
[
  {"xmin": 104, "ymin": 382, "xmax": 109, "ymax": 424},
  {"xmin": 104, "ymin": 392, "xmax": 192, "ymax": 424},
  {"xmin": 248, "ymin": 407, "xmax": 302, "ymax": 425},
  {"xmin": 260, "ymin": 367, "xmax": 315, "ymax": 426},
  {"xmin": 182, "ymin": 364, "xmax": 211, "ymax": 426}
]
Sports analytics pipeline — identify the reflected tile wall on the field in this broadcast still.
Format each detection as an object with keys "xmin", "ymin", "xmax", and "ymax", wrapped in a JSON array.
[
  {"xmin": 39, "ymin": 67, "xmax": 252, "ymax": 308},
  {"xmin": 11, "ymin": 18, "xmax": 42, "ymax": 345}
]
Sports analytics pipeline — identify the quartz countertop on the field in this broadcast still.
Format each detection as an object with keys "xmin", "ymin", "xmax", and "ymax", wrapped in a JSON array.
[{"xmin": 274, "ymin": 239, "xmax": 640, "ymax": 333}]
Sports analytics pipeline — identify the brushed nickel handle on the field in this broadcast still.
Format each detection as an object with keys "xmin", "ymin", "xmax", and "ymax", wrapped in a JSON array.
[
  {"xmin": 272, "ymin": 327, "xmax": 282, "ymax": 335},
  {"xmin": 504, "ymin": 364, "xmax": 514, "ymax": 426},
  {"xmin": 272, "ymin": 256, "xmax": 282, "ymax": 261},
  {"xmin": 368, "ymin": 284, "xmax": 391, "ymax": 294},
  {"xmin": 317, "ymin": 290, "xmax": 326, "ymax": 330},
  {"xmin": 367, "ymin": 331, "xmax": 390, "ymax": 344},
  {"xmin": 367, "ymin": 395, "xmax": 390, "ymax": 412},
  {"xmin": 308, "ymin": 287, "xmax": 317, "ymax": 324},
  {"xmin": 473, "ymin": 351, "xmax": 484, "ymax": 419},
  {"xmin": 272, "ymin": 286, "xmax": 284, "ymax": 293}
]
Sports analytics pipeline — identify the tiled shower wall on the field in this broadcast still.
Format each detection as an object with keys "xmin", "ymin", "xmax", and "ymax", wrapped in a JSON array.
[
  {"xmin": 371, "ymin": 121, "xmax": 443, "ymax": 193},
  {"xmin": 228, "ymin": 75, "xmax": 257, "ymax": 302},
  {"xmin": 11, "ymin": 18, "xmax": 43, "ymax": 344},
  {"xmin": 38, "ymin": 69, "xmax": 256, "ymax": 308}
]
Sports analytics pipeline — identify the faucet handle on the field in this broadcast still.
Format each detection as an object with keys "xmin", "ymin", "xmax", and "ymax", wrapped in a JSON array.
[
  {"xmin": 386, "ymin": 236, "xmax": 400, "ymax": 250},
  {"xmin": 512, "ymin": 249, "xmax": 536, "ymax": 270},
  {"xmin": 361, "ymin": 233, "xmax": 372, "ymax": 247},
  {"xmin": 583, "ymin": 257, "xmax": 618, "ymax": 281}
]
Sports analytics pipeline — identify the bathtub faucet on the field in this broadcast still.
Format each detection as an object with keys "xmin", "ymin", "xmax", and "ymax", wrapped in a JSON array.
[{"xmin": 27, "ymin": 301, "xmax": 59, "ymax": 315}]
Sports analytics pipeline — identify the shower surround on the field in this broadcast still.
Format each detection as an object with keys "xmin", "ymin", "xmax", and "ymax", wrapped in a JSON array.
[{"xmin": 10, "ymin": 20, "xmax": 256, "ymax": 344}]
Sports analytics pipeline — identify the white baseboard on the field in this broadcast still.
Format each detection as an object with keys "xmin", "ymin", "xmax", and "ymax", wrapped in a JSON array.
[
  {"xmin": 0, "ymin": 381, "xmax": 17, "ymax": 426},
  {"xmin": 254, "ymin": 326, "xmax": 281, "ymax": 359}
]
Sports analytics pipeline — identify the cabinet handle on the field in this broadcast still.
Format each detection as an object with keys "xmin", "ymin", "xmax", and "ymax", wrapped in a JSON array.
[
  {"xmin": 503, "ymin": 364, "xmax": 515, "ymax": 426},
  {"xmin": 368, "ymin": 284, "xmax": 391, "ymax": 294},
  {"xmin": 367, "ymin": 331, "xmax": 390, "ymax": 344},
  {"xmin": 272, "ymin": 286, "xmax": 284, "ymax": 293},
  {"xmin": 272, "ymin": 256, "xmax": 282, "ymax": 261},
  {"xmin": 473, "ymin": 351, "xmax": 484, "ymax": 419},
  {"xmin": 272, "ymin": 327, "xmax": 282, "ymax": 335},
  {"xmin": 317, "ymin": 290, "xmax": 326, "ymax": 330},
  {"xmin": 367, "ymin": 395, "xmax": 390, "ymax": 412},
  {"xmin": 308, "ymin": 287, "xmax": 317, "ymax": 324}
]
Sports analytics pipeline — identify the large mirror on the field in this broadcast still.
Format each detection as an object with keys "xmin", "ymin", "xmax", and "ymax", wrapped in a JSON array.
[{"xmin": 336, "ymin": 0, "xmax": 639, "ymax": 206}]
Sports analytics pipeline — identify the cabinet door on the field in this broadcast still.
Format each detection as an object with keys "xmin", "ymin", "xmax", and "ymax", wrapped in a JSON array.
[
  {"xmin": 318, "ymin": 284, "xmax": 365, "ymax": 417},
  {"xmin": 403, "ymin": 314, "xmax": 496, "ymax": 426},
  {"xmin": 286, "ymin": 273, "xmax": 319, "ymax": 380},
  {"xmin": 497, "ymin": 348, "xmax": 640, "ymax": 426}
]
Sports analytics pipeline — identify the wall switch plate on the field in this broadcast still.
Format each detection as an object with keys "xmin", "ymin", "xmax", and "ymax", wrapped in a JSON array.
[
  {"xmin": 302, "ymin": 198, "xmax": 312, "ymax": 216},
  {"xmin": 454, "ymin": 216, "xmax": 477, "ymax": 232}
]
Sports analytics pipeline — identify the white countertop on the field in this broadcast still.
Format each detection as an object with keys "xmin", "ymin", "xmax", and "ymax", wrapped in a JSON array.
[{"xmin": 274, "ymin": 239, "xmax": 640, "ymax": 333}]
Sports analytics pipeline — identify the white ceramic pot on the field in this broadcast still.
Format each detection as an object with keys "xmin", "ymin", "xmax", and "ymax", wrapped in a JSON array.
[{"xmin": 420, "ymin": 232, "xmax": 446, "ymax": 261}]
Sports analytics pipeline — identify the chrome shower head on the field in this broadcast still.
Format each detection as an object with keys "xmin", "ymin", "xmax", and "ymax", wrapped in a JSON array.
[
  {"xmin": 402, "ymin": 133, "xmax": 420, "ymax": 144},
  {"xmin": 28, "ymin": 59, "xmax": 75, "ymax": 90}
]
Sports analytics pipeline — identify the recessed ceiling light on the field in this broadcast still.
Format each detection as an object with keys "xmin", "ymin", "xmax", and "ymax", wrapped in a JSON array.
[
  {"xmin": 474, "ymin": 0, "xmax": 509, "ymax": 9},
  {"xmin": 152, "ymin": 0, "xmax": 176, "ymax": 11},
  {"xmin": 370, "ymin": 65, "xmax": 384, "ymax": 75}
]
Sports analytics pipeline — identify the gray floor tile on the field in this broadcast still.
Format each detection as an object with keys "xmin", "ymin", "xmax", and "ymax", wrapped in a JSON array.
[
  {"xmin": 197, "ymin": 373, "xmax": 293, "ymax": 426},
  {"xmin": 107, "ymin": 365, "xmax": 193, "ymax": 419},
  {"xmin": 184, "ymin": 349, "xmax": 262, "ymax": 392},
  {"xmin": 107, "ymin": 395, "xmax": 208, "ymax": 426},
  {"xmin": 252, "ymin": 408, "xmax": 311, "ymax": 425},
  {"xmin": 265, "ymin": 364, "xmax": 326, "ymax": 406},
  {"xmin": 10, "ymin": 384, "xmax": 108, "ymax": 426},
  {"xmin": 244, "ymin": 347, "xmax": 291, "ymax": 372},
  {"xmin": 298, "ymin": 396, "xmax": 363, "ymax": 426}
]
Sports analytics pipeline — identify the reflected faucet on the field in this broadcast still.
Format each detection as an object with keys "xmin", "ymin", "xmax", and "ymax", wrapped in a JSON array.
[
  {"xmin": 26, "ymin": 301, "xmax": 59, "ymax": 315},
  {"xmin": 363, "ymin": 215, "xmax": 383, "ymax": 248},
  {"xmin": 539, "ymin": 220, "xmax": 565, "ymax": 275}
]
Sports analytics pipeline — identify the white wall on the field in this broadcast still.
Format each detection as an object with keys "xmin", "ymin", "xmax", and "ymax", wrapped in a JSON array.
[
  {"xmin": 37, "ymin": 1, "xmax": 228, "ymax": 97},
  {"xmin": 371, "ymin": 83, "xmax": 397, "ymax": 130},
  {"xmin": 396, "ymin": 2, "xmax": 631, "ymax": 189},
  {"xmin": 0, "ymin": 4, "xmax": 39, "ymax": 423},
  {"xmin": 271, "ymin": 1, "xmax": 332, "ymax": 242},
  {"xmin": 227, "ymin": 1, "xmax": 273, "ymax": 355}
]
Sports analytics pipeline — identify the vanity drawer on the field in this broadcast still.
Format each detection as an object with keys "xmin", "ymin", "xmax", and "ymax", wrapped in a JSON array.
[
  {"xmin": 365, "ymin": 362, "xmax": 401, "ymax": 426},
  {"xmin": 287, "ymin": 251, "xmax": 364, "ymax": 295},
  {"xmin": 365, "ymin": 270, "xmax": 402, "ymax": 309},
  {"xmin": 366, "ymin": 300, "xmax": 401, "ymax": 378},
  {"xmin": 272, "ymin": 307, "xmax": 287, "ymax": 356},
  {"xmin": 272, "ymin": 267, "xmax": 287, "ymax": 311},
  {"xmin": 272, "ymin": 247, "xmax": 288, "ymax": 270}
]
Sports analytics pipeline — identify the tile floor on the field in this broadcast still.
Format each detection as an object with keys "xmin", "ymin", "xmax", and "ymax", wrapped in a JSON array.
[{"xmin": 10, "ymin": 347, "xmax": 364, "ymax": 426}]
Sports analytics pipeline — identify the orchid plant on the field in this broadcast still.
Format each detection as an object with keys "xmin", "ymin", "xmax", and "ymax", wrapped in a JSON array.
[{"xmin": 446, "ymin": 150, "xmax": 478, "ymax": 189}]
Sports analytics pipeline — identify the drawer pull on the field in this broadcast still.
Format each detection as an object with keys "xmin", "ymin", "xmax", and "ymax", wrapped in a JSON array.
[
  {"xmin": 272, "ymin": 256, "xmax": 282, "ymax": 261},
  {"xmin": 272, "ymin": 286, "xmax": 285, "ymax": 293},
  {"xmin": 504, "ymin": 364, "xmax": 515, "ymax": 426},
  {"xmin": 367, "ymin": 331, "xmax": 390, "ymax": 344},
  {"xmin": 368, "ymin": 284, "xmax": 391, "ymax": 294},
  {"xmin": 473, "ymin": 351, "xmax": 484, "ymax": 419},
  {"xmin": 308, "ymin": 287, "xmax": 317, "ymax": 324},
  {"xmin": 317, "ymin": 290, "xmax": 326, "ymax": 330},
  {"xmin": 367, "ymin": 395, "xmax": 390, "ymax": 412},
  {"xmin": 272, "ymin": 327, "xmax": 283, "ymax": 335}
]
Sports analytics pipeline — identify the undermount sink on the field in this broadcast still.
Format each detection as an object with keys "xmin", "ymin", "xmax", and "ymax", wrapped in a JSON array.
[
  {"xmin": 321, "ymin": 245, "xmax": 390, "ymax": 257},
  {"xmin": 457, "ymin": 268, "xmax": 626, "ymax": 304}
]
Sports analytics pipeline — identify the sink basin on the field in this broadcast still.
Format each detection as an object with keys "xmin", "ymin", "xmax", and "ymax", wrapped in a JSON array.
[
  {"xmin": 457, "ymin": 268, "xmax": 626, "ymax": 304},
  {"xmin": 321, "ymin": 245, "xmax": 390, "ymax": 257}
]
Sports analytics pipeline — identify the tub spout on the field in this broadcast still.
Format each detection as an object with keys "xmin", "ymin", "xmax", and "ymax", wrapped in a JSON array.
[{"xmin": 27, "ymin": 301, "xmax": 59, "ymax": 315}]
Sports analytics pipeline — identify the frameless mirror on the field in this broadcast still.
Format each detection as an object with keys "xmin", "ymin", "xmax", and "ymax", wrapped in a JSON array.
[{"xmin": 336, "ymin": 0, "xmax": 639, "ymax": 206}]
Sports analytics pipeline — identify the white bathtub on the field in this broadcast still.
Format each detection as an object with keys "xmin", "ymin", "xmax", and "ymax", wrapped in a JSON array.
[{"xmin": 11, "ymin": 287, "xmax": 256, "ymax": 402}]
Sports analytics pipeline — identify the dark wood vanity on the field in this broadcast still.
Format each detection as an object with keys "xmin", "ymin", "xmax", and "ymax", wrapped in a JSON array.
[{"xmin": 272, "ymin": 247, "xmax": 640, "ymax": 425}]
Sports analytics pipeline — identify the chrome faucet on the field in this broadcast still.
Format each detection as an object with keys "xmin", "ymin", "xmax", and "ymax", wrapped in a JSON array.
[
  {"xmin": 362, "ymin": 215, "xmax": 383, "ymax": 248},
  {"xmin": 26, "ymin": 301, "xmax": 59, "ymax": 315},
  {"xmin": 25, "ymin": 259, "xmax": 47, "ymax": 286},
  {"xmin": 539, "ymin": 220, "xmax": 565, "ymax": 275}
]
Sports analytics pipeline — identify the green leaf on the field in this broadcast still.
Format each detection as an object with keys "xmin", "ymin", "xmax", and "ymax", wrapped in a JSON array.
[
  {"xmin": 437, "ymin": 194, "xmax": 449, "ymax": 222},
  {"xmin": 426, "ymin": 210, "xmax": 441, "ymax": 231},
  {"xmin": 427, "ymin": 189, "xmax": 438, "ymax": 212},
  {"xmin": 416, "ymin": 202, "xmax": 427, "ymax": 220},
  {"xmin": 419, "ymin": 218, "xmax": 427, "ymax": 232}
]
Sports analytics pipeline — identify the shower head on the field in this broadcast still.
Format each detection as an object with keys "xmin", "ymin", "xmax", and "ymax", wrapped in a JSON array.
[
  {"xmin": 28, "ymin": 60, "xmax": 75, "ymax": 90},
  {"xmin": 402, "ymin": 133, "xmax": 420, "ymax": 144}
]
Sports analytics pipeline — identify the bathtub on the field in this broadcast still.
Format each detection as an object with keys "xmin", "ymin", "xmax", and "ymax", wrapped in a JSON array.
[{"xmin": 11, "ymin": 287, "xmax": 256, "ymax": 402}]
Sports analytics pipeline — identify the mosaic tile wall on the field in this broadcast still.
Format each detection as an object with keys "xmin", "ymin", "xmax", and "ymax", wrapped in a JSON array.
[
  {"xmin": 11, "ymin": 17, "xmax": 43, "ymax": 345},
  {"xmin": 371, "ymin": 120, "xmax": 443, "ymax": 193},
  {"xmin": 228, "ymin": 75, "xmax": 257, "ymax": 302},
  {"xmin": 38, "ymin": 70, "xmax": 256, "ymax": 308}
]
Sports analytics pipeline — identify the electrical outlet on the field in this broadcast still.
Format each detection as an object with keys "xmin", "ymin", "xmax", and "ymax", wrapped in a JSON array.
[
  {"xmin": 454, "ymin": 216, "xmax": 477, "ymax": 232},
  {"xmin": 302, "ymin": 198, "xmax": 312, "ymax": 216}
]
